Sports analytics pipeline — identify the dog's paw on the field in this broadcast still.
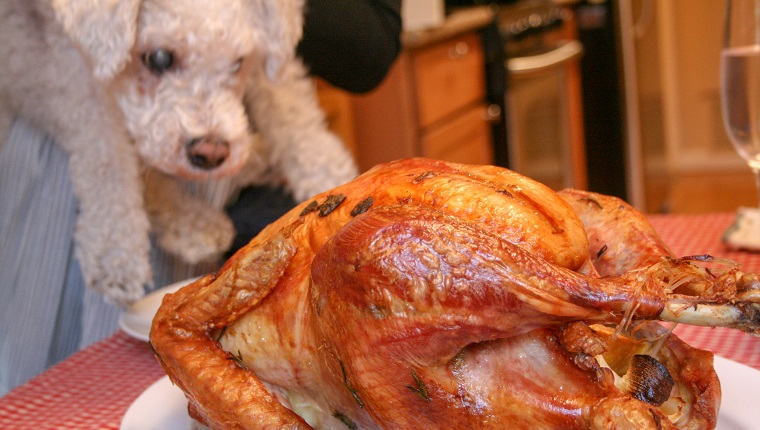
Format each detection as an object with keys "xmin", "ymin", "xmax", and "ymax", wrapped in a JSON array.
[
  {"xmin": 88, "ymin": 267, "xmax": 150, "ymax": 306},
  {"xmin": 156, "ymin": 208, "xmax": 235, "ymax": 264},
  {"xmin": 76, "ymin": 235, "xmax": 152, "ymax": 306}
]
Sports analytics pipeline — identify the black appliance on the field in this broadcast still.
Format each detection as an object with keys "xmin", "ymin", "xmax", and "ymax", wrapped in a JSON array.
[
  {"xmin": 572, "ymin": 0, "xmax": 628, "ymax": 199},
  {"xmin": 447, "ymin": 0, "xmax": 629, "ymax": 199}
]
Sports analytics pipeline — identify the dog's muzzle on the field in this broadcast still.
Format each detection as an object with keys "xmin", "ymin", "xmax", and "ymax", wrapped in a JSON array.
[{"xmin": 186, "ymin": 137, "xmax": 230, "ymax": 170}]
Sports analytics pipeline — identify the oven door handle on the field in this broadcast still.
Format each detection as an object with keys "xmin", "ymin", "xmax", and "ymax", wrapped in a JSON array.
[{"xmin": 506, "ymin": 40, "xmax": 583, "ymax": 75}]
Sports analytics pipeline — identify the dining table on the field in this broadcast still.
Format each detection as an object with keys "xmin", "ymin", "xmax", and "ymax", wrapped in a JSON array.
[{"xmin": 0, "ymin": 211, "xmax": 759, "ymax": 429}]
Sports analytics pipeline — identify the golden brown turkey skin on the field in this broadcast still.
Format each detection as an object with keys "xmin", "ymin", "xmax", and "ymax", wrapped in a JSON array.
[
  {"xmin": 150, "ymin": 158, "xmax": 755, "ymax": 429},
  {"xmin": 152, "ymin": 158, "xmax": 591, "ymax": 429},
  {"xmin": 558, "ymin": 188, "xmax": 673, "ymax": 276},
  {"xmin": 310, "ymin": 204, "xmax": 719, "ymax": 429}
]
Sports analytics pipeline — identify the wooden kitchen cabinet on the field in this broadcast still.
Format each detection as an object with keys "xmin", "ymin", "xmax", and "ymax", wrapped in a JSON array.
[
  {"xmin": 421, "ymin": 103, "xmax": 493, "ymax": 164},
  {"xmin": 350, "ymin": 11, "xmax": 495, "ymax": 172}
]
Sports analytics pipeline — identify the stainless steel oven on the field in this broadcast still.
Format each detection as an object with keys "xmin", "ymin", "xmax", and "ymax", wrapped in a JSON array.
[{"xmin": 499, "ymin": 0, "xmax": 586, "ymax": 190}]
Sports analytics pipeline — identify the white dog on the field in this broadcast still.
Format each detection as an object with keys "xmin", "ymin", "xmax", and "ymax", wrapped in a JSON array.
[{"xmin": 0, "ymin": 0, "xmax": 357, "ymax": 305}]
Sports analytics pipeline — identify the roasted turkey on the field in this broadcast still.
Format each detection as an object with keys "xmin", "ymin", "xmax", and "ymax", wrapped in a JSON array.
[{"xmin": 150, "ymin": 158, "xmax": 760, "ymax": 429}]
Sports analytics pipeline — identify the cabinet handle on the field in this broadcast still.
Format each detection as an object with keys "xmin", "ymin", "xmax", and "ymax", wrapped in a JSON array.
[
  {"xmin": 507, "ymin": 40, "xmax": 583, "ymax": 74},
  {"xmin": 448, "ymin": 42, "xmax": 469, "ymax": 59},
  {"xmin": 484, "ymin": 104, "xmax": 502, "ymax": 124}
]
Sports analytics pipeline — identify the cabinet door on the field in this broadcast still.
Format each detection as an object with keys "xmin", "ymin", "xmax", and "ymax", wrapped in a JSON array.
[
  {"xmin": 315, "ymin": 79, "xmax": 357, "ymax": 159},
  {"xmin": 413, "ymin": 33, "xmax": 486, "ymax": 128},
  {"xmin": 421, "ymin": 104, "xmax": 493, "ymax": 165}
]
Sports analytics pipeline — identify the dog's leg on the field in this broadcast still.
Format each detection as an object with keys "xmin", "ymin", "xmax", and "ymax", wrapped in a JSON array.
[
  {"xmin": 144, "ymin": 170, "xmax": 235, "ymax": 264},
  {"xmin": 69, "ymin": 141, "xmax": 151, "ymax": 305},
  {"xmin": 52, "ymin": 112, "xmax": 152, "ymax": 305},
  {"xmin": 246, "ymin": 58, "xmax": 358, "ymax": 202}
]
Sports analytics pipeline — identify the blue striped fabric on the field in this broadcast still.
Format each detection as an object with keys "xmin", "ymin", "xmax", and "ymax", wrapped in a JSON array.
[{"xmin": 0, "ymin": 120, "xmax": 222, "ymax": 395}]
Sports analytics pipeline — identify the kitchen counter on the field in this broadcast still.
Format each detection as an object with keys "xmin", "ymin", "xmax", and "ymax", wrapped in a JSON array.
[{"xmin": 402, "ymin": 6, "xmax": 495, "ymax": 49}]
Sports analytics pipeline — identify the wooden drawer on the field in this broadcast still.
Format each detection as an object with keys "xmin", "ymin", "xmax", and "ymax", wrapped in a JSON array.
[
  {"xmin": 412, "ymin": 33, "xmax": 486, "ymax": 129},
  {"xmin": 421, "ymin": 104, "xmax": 493, "ymax": 165}
]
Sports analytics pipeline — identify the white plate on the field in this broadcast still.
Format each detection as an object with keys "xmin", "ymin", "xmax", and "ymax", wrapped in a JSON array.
[
  {"xmin": 120, "ymin": 355, "xmax": 760, "ymax": 429},
  {"xmin": 118, "ymin": 278, "xmax": 197, "ymax": 342},
  {"xmin": 120, "ymin": 376, "xmax": 192, "ymax": 430},
  {"xmin": 712, "ymin": 355, "xmax": 760, "ymax": 429}
]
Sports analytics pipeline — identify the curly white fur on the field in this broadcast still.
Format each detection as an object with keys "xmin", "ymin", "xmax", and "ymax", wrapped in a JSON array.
[{"xmin": 0, "ymin": 0, "xmax": 357, "ymax": 305}]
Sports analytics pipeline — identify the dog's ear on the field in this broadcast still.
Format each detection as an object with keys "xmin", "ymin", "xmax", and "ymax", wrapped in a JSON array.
[
  {"xmin": 50, "ymin": 0, "xmax": 141, "ymax": 81},
  {"xmin": 250, "ymin": 0, "xmax": 305, "ymax": 80}
]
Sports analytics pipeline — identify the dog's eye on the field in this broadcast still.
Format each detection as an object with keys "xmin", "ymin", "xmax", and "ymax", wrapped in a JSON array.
[
  {"xmin": 231, "ymin": 57, "xmax": 244, "ymax": 74},
  {"xmin": 142, "ymin": 49, "xmax": 174, "ymax": 75}
]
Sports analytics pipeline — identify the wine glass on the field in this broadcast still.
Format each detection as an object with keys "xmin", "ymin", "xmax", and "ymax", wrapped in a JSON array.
[{"xmin": 721, "ymin": 0, "xmax": 760, "ymax": 214}]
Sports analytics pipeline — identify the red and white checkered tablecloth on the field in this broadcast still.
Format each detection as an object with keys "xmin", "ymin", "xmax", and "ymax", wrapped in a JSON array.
[
  {"xmin": 0, "ymin": 212, "xmax": 757, "ymax": 429},
  {"xmin": 0, "ymin": 332, "xmax": 164, "ymax": 429}
]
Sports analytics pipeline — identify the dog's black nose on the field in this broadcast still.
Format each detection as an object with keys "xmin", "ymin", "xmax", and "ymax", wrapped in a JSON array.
[{"xmin": 186, "ymin": 137, "xmax": 230, "ymax": 170}]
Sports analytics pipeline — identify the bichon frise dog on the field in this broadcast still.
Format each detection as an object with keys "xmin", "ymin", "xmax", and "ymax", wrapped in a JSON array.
[{"xmin": 0, "ymin": 0, "xmax": 357, "ymax": 305}]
